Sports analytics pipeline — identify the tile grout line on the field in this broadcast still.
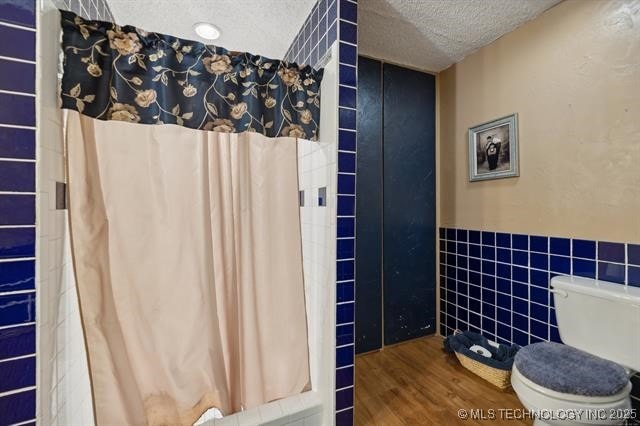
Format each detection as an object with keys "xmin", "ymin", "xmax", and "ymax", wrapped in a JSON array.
[
  {"xmin": 0, "ymin": 21, "xmax": 36, "ymax": 31},
  {"xmin": 0, "ymin": 353, "xmax": 36, "ymax": 364},
  {"xmin": 0, "ymin": 386, "xmax": 36, "ymax": 398},
  {"xmin": 0, "ymin": 321, "xmax": 35, "ymax": 331},
  {"xmin": 0, "ymin": 289, "xmax": 36, "ymax": 296},
  {"xmin": 0, "ymin": 89, "xmax": 35, "ymax": 97},
  {"xmin": 0, "ymin": 55, "xmax": 36, "ymax": 65}
]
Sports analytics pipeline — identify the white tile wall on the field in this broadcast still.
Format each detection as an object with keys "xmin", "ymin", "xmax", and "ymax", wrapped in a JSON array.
[
  {"xmin": 37, "ymin": 2, "xmax": 94, "ymax": 425},
  {"xmin": 298, "ymin": 135, "xmax": 336, "ymax": 402},
  {"xmin": 53, "ymin": 0, "xmax": 114, "ymax": 21}
]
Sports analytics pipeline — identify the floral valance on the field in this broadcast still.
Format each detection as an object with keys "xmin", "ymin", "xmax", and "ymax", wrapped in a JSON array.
[{"xmin": 59, "ymin": 10, "xmax": 323, "ymax": 139}]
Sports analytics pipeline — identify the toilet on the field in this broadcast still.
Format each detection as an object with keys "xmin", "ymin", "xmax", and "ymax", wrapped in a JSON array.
[{"xmin": 511, "ymin": 275, "xmax": 640, "ymax": 425}]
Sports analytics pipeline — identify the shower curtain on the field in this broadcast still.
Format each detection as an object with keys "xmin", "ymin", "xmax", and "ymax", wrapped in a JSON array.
[
  {"xmin": 58, "ymin": 9, "xmax": 324, "ymax": 425},
  {"xmin": 66, "ymin": 110, "xmax": 309, "ymax": 425}
]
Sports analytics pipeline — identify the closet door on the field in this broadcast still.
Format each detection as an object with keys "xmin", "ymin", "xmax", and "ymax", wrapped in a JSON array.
[
  {"xmin": 382, "ymin": 63, "xmax": 436, "ymax": 345},
  {"xmin": 355, "ymin": 57, "xmax": 383, "ymax": 353}
]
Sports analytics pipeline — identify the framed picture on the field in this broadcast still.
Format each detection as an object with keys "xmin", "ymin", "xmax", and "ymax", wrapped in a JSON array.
[{"xmin": 468, "ymin": 113, "xmax": 519, "ymax": 182}]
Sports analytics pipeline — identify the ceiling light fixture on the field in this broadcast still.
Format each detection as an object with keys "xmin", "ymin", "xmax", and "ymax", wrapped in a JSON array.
[{"xmin": 193, "ymin": 22, "xmax": 221, "ymax": 41}]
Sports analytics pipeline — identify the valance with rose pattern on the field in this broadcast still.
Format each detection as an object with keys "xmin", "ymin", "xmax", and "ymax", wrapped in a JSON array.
[{"xmin": 60, "ymin": 10, "xmax": 323, "ymax": 139}]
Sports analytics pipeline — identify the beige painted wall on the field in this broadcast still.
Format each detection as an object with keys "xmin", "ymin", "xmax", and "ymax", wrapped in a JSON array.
[{"xmin": 439, "ymin": 0, "xmax": 640, "ymax": 243}]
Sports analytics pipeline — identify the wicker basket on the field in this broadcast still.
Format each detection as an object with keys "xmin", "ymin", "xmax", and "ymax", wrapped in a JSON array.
[
  {"xmin": 450, "ymin": 329, "xmax": 513, "ymax": 389},
  {"xmin": 454, "ymin": 351, "xmax": 512, "ymax": 389}
]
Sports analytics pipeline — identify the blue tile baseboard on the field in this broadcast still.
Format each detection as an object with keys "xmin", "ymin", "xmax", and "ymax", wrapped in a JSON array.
[{"xmin": 439, "ymin": 227, "xmax": 640, "ymax": 410}]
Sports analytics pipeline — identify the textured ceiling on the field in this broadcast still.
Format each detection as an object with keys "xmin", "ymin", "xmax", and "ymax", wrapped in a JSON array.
[
  {"xmin": 359, "ymin": 0, "xmax": 563, "ymax": 72},
  {"xmin": 106, "ymin": 0, "xmax": 316, "ymax": 59}
]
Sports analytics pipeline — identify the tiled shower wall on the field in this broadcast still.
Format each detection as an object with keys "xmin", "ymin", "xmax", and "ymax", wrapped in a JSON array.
[
  {"xmin": 285, "ymin": 1, "xmax": 357, "ymax": 424},
  {"xmin": 298, "ymin": 137, "xmax": 337, "ymax": 426},
  {"xmin": 38, "ymin": 0, "xmax": 113, "ymax": 423},
  {"xmin": 56, "ymin": 0, "xmax": 112, "ymax": 22},
  {"xmin": 0, "ymin": 1, "xmax": 112, "ymax": 425},
  {"xmin": 438, "ymin": 227, "xmax": 640, "ymax": 417}
]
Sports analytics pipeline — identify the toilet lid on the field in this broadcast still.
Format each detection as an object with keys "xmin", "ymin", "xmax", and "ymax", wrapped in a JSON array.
[{"xmin": 514, "ymin": 342, "xmax": 628, "ymax": 397}]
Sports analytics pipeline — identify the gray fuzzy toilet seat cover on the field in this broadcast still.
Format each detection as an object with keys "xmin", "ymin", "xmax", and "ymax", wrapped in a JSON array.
[{"xmin": 514, "ymin": 342, "xmax": 628, "ymax": 397}]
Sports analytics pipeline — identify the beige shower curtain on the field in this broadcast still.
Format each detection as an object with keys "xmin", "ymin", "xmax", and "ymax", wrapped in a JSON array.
[{"xmin": 65, "ymin": 110, "xmax": 310, "ymax": 426}]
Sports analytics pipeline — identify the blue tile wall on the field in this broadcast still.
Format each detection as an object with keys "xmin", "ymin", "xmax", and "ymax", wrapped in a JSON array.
[
  {"xmin": 0, "ymin": 160, "xmax": 35, "ymax": 192},
  {"xmin": 0, "ymin": 127, "xmax": 35, "ymax": 159},
  {"xmin": 439, "ymin": 227, "xmax": 640, "ymax": 414},
  {"xmin": 0, "ymin": 325, "xmax": 36, "ymax": 360},
  {"xmin": 0, "ymin": 0, "xmax": 35, "ymax": 27},
  {"xmin": 0, "ymin": 1, "xmax": 37, "ymax": 421},
  {"xmin": 0, "ymin": 292, "xmax": 36, "ymax": 327},
  {"xmin": 0, "ymin": 93, "xmax": 35, "ymax": 128},
  {"xmin": 0, "ymin": 389, "xmax": 36, "ymax": 426},
  {"xmin": 337, "ymin": 281, "xmax": 354, "ymax": 303},
  {"xmin": 336, "ymin": 323, "xmax": 354, "ymax": 347},
  {"xmin": 284, "ymin": 0, "xmax": 338, "ymax": 69},
  {"xmin": 335, "ymin": 364, "xmax": 353, "ymax": 389},
  {"xmin": 0, "ymin": 260, "xmax": 35, "ymax": 292},
  {"xmin": 0, "ymin": 227, "xmax": 36, "ymax": 259},
  {"xmin": 0, "ymin": 59, "xmax": 36, "ymax": 93},
  {"xmin": 440, "ymin": 227, "xmax": 640, "ymax": 340},
  {"xmin": 0, "ymin": 356, "xmax": 36, "ymax": 393},
  {"xmin": 0, "ymin": 25, "xmax": 35, "ymax": 61},
  {"xmin": 0, "ymin": 1, "xmax": 113, "ymax": 424},
  {"xmin": 0, "ymin": 194, "xmax": 35, "ymax": 225},
  {"xmin": 285, "ymin": 1, "xmax": 357, "ymax": 424}
]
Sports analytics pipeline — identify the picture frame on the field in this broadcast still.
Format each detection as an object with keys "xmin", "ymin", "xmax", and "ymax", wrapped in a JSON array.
[{"xmin": 468, "ymin": 113, "xmax": 519, "ymax": 182}]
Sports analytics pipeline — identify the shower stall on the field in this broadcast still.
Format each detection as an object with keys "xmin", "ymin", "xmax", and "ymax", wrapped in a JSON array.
[{"xmin": 29, "ymin": 1, "xmax": 342, "ymax": 425}]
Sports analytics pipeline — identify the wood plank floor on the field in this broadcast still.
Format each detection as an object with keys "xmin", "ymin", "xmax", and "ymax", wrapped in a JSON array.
[{"xmin": 354, "ymin": 336, "xmax": 531, "ymax": 425}]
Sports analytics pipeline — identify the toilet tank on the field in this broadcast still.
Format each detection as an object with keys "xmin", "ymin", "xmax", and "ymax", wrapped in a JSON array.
[{"xmin": 551, "ymin": 275, "xmax": 640, "ymax": 371}]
